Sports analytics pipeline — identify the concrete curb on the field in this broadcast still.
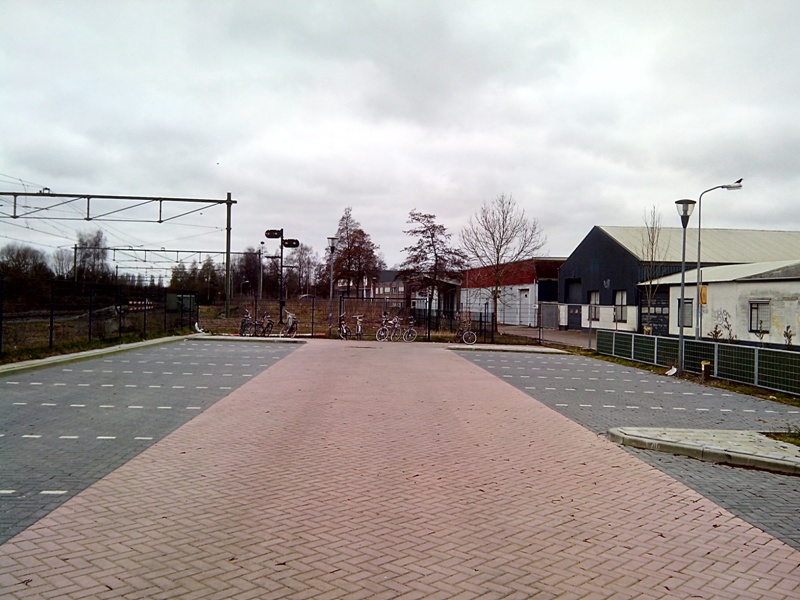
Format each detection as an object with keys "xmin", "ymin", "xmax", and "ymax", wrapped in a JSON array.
[{"xmin": 608, "ymin": 427, "xmax": 800, "ymax": 476}]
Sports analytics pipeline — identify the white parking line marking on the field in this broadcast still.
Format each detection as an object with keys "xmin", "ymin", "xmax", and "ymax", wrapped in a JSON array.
[
  {"xmin": 40, "ymin": 490, "xmax": 68, "ymax": 495},
  {"xmin": 0, "ymin": 490, "xmax": 16, "ymax": 494},
  {"xmin": 41, "ymin": 403, "xmax": 57, "ymax": 406},
  {"xmin": 99, "ymin": 405, "xmax": 114, "ymax": 408},
  {"xmin": 22, "ymin": 434, "xmax": 41, "ymax": 438},
  {"xmin": 187, "ymin": 407, "xmax": 201, "ymax": 410},
  {"xmin": 97, "ymin": 436, "xmax": 116, "ymax": 440},
  {"xmin": 70, "ymin": 404, "xmax": 85, "ymax": 407},
  {"xmin": 128, "ymin": 405, "xmax": 144, "ymax": 409},
  {"xmin": 60, "ymin": 436, "xmax": 79, "ymax": 439},
  {"xmin": 135, "ymin": 437, "xmax": 153, "ymax": 440}
]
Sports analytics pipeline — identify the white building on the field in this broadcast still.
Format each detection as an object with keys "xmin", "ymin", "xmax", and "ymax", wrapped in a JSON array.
[{"xmin": 652, "ymin": 260, "xmax": 800, "ymax": 345}]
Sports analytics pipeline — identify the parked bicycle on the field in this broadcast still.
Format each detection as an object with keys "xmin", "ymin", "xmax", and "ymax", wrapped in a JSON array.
[
  {"xmin": 455, "ymin": 321, "xmax": 477, "ymax": 345},
  {"xmin": 354, "ymin": 314, "xmax": 364, "ymax": 340},
  {"xmin": 338, "ymin": 313, "xmax": 352, "ymax": 340},
  {"xmin": 254, "ymin": 312, "xmax": 274, "ymax": 337},
  {"xmin": 402, "ymin": 316, "xmax": 417, "ymax": 342},
  {"xmin": 279, "ymin": 311, "xmax": 299, "ymax": 338},
  {"xmin": 376, "ymin": 313, "xmax": 401, "ymax": 342},
  {"xmin": 239, "ymin": 309, "xmax": 254, "ymax": 336}
]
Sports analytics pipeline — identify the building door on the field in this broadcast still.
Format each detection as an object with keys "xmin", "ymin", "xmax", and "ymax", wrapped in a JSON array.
[{"xmin": 518, "ymin": 288, "xmax": 530, "ymax": 325}]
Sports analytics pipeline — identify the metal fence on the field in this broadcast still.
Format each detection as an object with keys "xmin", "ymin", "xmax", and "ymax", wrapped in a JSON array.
[
  {"xmin": 338, "ymin": 296, "xmax": 494, "ymax": 343},
  {"xmin": 596, "ymin": 329, "xmax": 800, "ymax": 396},
  {"xmin": 0, "ymin": 276, "xmax": 199, "ymax": 357}
]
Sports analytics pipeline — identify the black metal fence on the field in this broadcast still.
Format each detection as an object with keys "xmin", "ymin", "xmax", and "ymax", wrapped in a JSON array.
[
  {"xmin": 0, "ymin": 276, "xmax": 199, "ymax": 357},
  {"xmin": 596, "ymin": 329, "xmax": 800, "ymax": 396},
  {"xmin": 337, "ymin": 297, "xmax": 494, "ymax": 342}
]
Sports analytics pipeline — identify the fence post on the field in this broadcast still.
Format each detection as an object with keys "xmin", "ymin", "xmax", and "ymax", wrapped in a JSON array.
[
  {"xmin": 0, "ymin": 275, "xmax": 4, "ymax": 355},
  {"xmin": 142, "ymin": 295, "xmax": 148, "ymax": 339},
  {"xmin": 714, "ymin": 342, "xmax": 719, "ymax": 377},
  {"xmin": 754, "ymin": 347, "xmax": 760, "ymax": 387},
  {"xmin": 49, "ymin": 281, "xmax": 55, "ymax": 349},
  {"xmin": 88, "ymin": 284, "xmax": 94, "ymax": 343}
]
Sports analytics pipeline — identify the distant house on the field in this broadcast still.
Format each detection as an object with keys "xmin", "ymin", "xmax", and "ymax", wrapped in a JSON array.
[
  {"xmin": 559, "ymin": 226, "xmax": 800, "ymax": 335},
  {"xmin": 645, "ymin": 260, "xmax": 800, "ymax": 345},
  {"xmin": 460, "ymin": 258, "xmax": 564, "ymax": 326}
]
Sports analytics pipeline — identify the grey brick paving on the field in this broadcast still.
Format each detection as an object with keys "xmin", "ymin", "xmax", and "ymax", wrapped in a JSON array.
[
  {"xmin": 458, "ymin": 349, "xmax": 800, "ymax": 552},
  {"xmin": 1, "ymin": 340, "xmax": 800, "ymax": 599},
  {"xmin": 0, "ymin": 339, "xmax": 298, "ymax": 544}
]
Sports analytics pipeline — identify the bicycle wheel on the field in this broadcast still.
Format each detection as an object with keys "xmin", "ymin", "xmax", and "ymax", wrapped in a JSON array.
[
  {"xmin": 239, "ymin": 322, "xmax": 249, "ymax": 336},
  {"xmin": 389, "ymin": 327, "xmax": 399, "ymax": 342},
  {"xmin": 376, "ymin": 326, "xmax": 388, "ymax": 342},
  {"xmin": 288, "ymin": 322, "xmax": 298, "ymax": 338},
  {"xmin": 339, "ymin": 326, "xmax": 350, "ymax": 340},
  {"xmin": 261, "ymin": 323, "xmax": 273, "ymax": 337},
  {"xmin": 462, "ymin": 330, "xmax": 477, "ymax": 345},
  {"xmin": 403, "ymin": 328, "xmax": 417, "ymax": 342}
]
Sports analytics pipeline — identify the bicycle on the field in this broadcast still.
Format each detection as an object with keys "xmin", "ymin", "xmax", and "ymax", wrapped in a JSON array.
[
  {"xmin": 254, "ymin": 313, "xmax": 274, "ymax": 337},
  {"xmin": 338, "ymin": 313, "xmax": 351, "ymax": 340},
  {"xmin": 455, "ymin": 323, "xmax": 477, "ymax": 345},
  {"xmin": 279, "ymin": 311, "xmax": 299, "ymax": 338},
  {"xmin": 354, "ymin": 314, "xmax": 364, "ymax": 340},
  {"xmin": 376, "ymin": 314, "xmax": 401, "ymax": 342},
  {"xmin": 402, "ymin": 316, "xmax": 417, "ymax": 342},
  {"xmin": 239, "ymin": 309, "xmax": 255, "ymax": 336}
]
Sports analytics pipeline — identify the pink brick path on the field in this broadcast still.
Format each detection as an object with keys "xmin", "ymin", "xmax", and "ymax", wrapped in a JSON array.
[{"xmin": 2, "ymin": 339, "xmax": 800, "ymax": 599}]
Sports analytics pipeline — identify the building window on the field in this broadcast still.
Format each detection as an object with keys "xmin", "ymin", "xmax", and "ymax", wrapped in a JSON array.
[
  {"xmin": 749, "ymin": 301, "xmax": 771, "ymax": 333},
  {"xmin": 613, "ymin": 290, "xmax": 627, "ymax": 322},
  {"xmin": 589, "ymin": 291, "xmax": 600, "ymax": 321},
  {"xmin": 677, "ymin": 298, "xmax": 693, "ymax": 328}
]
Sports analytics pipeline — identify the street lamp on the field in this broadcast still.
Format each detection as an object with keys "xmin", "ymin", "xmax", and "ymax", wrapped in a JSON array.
[
  {"xmin": 327, "ymin": 236, "xmax": 337, "ymax": 336},
  {"xmin": 695, "ymin": 179, "xmax": 742, "ymax": 339},
  {"xmin": 675, "ymin": 199, "xmax": 696, "ymax": 374},
  {"xmin": 265, "ymin": 228, "xmax": 300, "ymax": 323}
]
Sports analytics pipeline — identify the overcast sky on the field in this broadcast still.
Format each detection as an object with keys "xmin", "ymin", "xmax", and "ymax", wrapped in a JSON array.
[{"xmin": 2, "ymin": 0, "xmax": 799, "ymax": 276}]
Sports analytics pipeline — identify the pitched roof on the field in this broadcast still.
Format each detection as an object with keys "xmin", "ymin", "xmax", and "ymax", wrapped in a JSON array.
[
  {"xmin": 644, "ymin": 259, "xmax": 800, "ymax": 286},
  {"xmin": 599, "ymin": 226, "xmax": 800, "ymax": 264}
]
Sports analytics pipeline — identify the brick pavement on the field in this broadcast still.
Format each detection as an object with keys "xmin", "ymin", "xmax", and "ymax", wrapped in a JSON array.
[{"xmin": 2, "ymin": 339, "xmax": 800, "ymax": 598}]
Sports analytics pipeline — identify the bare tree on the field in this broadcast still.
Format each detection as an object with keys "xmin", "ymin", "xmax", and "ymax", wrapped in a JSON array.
[
  {"xmin": 399, "ymin": 210, "xmax": 467, "ymax": 316},
  {"xmin": 0, "ymin": 243, "xmax": 53, "ymax": 279},
  {"xmin": 287, "ymin": 243, "xmax": 319, "ymax": 296},
  {"xmin": 459, "ymin": 194, "xmax": 546, "ymax": 332},
  {"xmin": 640, "ymin": 206, "xmax": 669, "ymax": 334},
  {"xmin": 75, "ymin": 229, "xmax": 112, "ymax": 282},
  {"xmin": 51, "ymin": 248, "xmax": 73, "ymax": 279}
]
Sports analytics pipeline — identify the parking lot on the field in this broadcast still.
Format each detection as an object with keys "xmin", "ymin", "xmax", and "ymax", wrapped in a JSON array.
[
  {"xmin": 0, "ymin": 339, "xmax": 298, "ymax": 543},
  {"xmin": 457, "ymin": 349, "xmax": 800, "ymax": 550}
]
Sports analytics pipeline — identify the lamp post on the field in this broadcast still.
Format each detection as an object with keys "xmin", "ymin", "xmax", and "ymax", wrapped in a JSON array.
[
  {"xmin": 327, "ymin": 236, "xmax": 337, "ymax": 336},
  {"xmin": 675, "ymin": 199, "xmax": 696, "ymax": 374},
  {"xmin": 265, "ymin": 229, "xmax": 300, "ymax": 324},
  {"xmin": 695, "ymin": 179, "xmax": 742, "ymax": 339}
]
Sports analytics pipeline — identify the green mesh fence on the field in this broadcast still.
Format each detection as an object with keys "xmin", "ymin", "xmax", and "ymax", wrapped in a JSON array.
[
  {"xmin": 758, "ymin": 349, "xmax": 800, "ymax": 395},
  {"xmin": 585, "ymin": 329, "xmax": 798, "ymax": 397},
  {"xmin": 612, "ymin": 332, "xmax": 633, "ymax": 359},
  {"xmin": 632, "ymin": 335, "xmax": 655, "ymax": 364},
  {"xmin": 717, "ymin": 345, "xmax": 756, "ymax": 385}
]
